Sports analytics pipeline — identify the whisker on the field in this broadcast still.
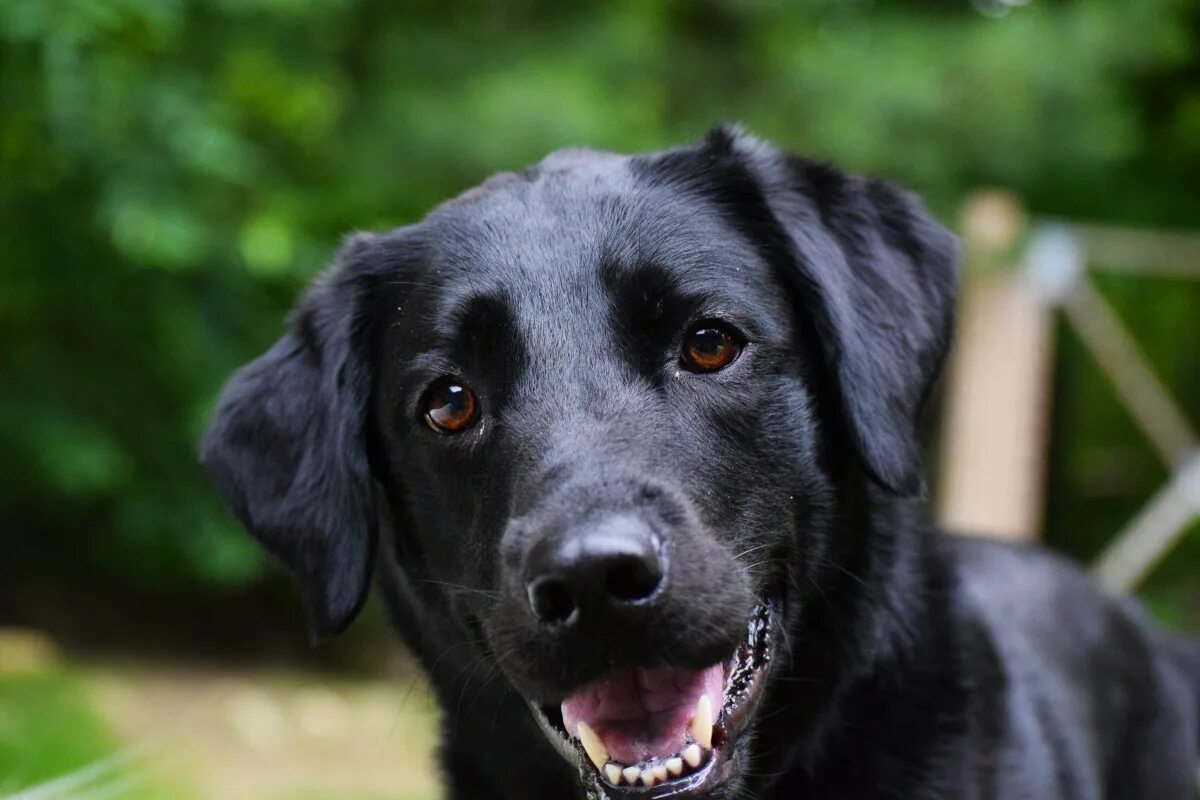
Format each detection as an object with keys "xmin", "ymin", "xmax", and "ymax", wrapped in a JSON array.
[
  {"xmin": 454, "ymin": 655, "xmax": 490, "ymax": 722},
  {"xmin": 490, "ymin": 685, "xmax": 514, "ymax": 734},
  {"xmin": 732, "ymin": 541, "xmax": 776, "ymax": 561},
  {"xmin": 418, "ymin": 579, "xmax": 501, "ymax": 599}
]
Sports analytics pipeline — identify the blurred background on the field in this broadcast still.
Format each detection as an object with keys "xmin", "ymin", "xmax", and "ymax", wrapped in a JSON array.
[{"xmin": 1, "ymin": 0, "xmax": 1197, "ymax": 797}]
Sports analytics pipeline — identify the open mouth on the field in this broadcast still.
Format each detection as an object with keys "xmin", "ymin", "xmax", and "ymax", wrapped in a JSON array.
[{"xmin": 531, "ymin": 601, "xmax": 777, "ymax": 797}]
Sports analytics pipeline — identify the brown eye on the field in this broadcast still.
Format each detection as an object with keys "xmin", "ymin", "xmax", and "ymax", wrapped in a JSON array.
[
  {"xmin": 682, "ymin": 324, "xmax": 742, "ymax": 372},
  {"xmin": 423, "ymin": 381, "xmax": 479, "ymax": 433}
]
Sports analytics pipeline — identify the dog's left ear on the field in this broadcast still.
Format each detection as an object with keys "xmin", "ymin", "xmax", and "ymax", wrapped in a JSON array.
[
  {"xmin": 719, "ymin": 128, "xmax": 959, "ymax": 497},
  {"xmin": 201, "ymin": 234, "xmax": 380, "ymax": 641}
]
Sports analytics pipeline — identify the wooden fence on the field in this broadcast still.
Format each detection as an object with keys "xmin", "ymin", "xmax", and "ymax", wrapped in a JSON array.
[{"xmin": 937, "ymin": 191, "xmax": 1200, "ymax": 592}]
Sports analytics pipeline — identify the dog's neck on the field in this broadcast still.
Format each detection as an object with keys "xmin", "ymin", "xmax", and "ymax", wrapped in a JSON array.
[{"xmin": 755, "ymin": 482, "xmax": 970, "ymax": 796}]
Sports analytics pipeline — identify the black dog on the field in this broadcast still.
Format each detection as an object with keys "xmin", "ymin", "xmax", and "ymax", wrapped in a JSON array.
[{"xmin": 202, "ymin": 128, "xmax": 1200, "ymax": 799}]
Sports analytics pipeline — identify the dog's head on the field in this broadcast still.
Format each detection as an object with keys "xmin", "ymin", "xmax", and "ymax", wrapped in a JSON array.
[{"xmin": 202, "ymin": 127, "xmax": 956, "ymax": 798}]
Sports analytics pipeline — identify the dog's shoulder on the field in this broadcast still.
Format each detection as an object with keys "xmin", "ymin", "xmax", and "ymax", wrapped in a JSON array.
[
  {"xmin": 945, "ymin": 533, "xmax": 1158, "ymax": 682},
  {"xmin": 939, "ymin": 534, "xmax": 1199, "ymax": 798},
  {"xmin": 948, "ymin": 535, "xmax": 1113, "ymax": 637}
]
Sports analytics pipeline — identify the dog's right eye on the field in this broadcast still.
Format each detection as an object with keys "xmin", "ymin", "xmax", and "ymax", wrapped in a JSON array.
[{"xmin": 422, "ymin": 380, "xmax": 479, "ymax": 433}]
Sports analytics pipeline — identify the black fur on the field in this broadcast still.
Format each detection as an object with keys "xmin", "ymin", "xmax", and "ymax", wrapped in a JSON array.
[{"xmin": 202, "ymin": 128, "xmax": 1200, "ymax": 799}]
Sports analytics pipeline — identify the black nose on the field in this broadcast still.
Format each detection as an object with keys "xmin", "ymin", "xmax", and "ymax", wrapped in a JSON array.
[{"xmin": 525, "ymin": 514, "xmax": 665, "ymax": 628}]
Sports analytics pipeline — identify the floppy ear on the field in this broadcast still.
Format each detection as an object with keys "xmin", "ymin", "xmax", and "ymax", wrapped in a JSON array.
[
  {"xmin": 724, "ymin": 129, "xmax": 959, "ymax": 496},
  {"xmin": 201, "ymin": 234, "xmax": 379, "ymax": 641}
]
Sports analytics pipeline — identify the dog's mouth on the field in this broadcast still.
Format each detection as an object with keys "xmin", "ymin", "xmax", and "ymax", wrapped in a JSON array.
[{"xmin": 530, "ymin": 601, "xmax": 777, "ymax": 797}]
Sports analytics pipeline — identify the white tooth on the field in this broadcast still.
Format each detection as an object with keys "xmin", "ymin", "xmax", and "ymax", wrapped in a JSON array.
[
  {"xmin": 653, "ymin": 765, "xmax": 668, "ymax": 782},
  {"xmin": 690, "ymin": 693, "xmax": 713, "ymax": 749},
  {"xmin": 666, "ymin": 757, "xmax": 684, "ymax": 776},
  {"xmin": 640, "ymin": 768, "xmax": 657, "ymax": 787},
  {"xmin": 622, "ymin": 766, "xmax": 641, "ymax": 785},
  {"xmin": 576, "ymin": 721, "xmax": 608, "ymax": 771},
  {"xmin": 682, "ymin": 743, "xmax": 703, "ymax": 768},
  {"xmin": 604, "ymin": 763, "xmax": 623, "ymax": 785}
]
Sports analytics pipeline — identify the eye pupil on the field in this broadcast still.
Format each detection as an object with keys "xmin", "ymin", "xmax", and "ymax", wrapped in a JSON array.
[
  {"xmin": 693, "ymin": 329, "xmax": 725, "ymax": 354},
  {"xmin": 682, "ymin": 324, "xmax": 742, "ymax": 372},
  {"xmin": 424, "ymin": 382, "xmax": 478, "ymax": 432}
]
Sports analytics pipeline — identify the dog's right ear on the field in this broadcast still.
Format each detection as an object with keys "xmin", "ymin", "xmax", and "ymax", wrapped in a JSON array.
[{"xmin": 201, "ymin": 234, "xmax": 380, "ymax": 642}]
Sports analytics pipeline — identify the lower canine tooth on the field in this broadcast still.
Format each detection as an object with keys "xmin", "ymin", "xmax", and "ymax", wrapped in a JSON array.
[
  {"xmin": 622, "ymin": 766, "xmax": 641, "ymax": 785},
  {"xmin": 682, "ymin": 743, "xmax": 703, "ymax": 768},
  {"xmin": 690, "ymin": 694, "xmax": 713, "ymax": 749},
  {"xmin": 666, "ymin": 757, "xmax": 684, "ymax": 776},
  {"xmin": 640, "ymin": 768, "xmax": 657, "ymax": 787},
  {"xmin": 653, "ymin": 765, "xmax": 668, "ymax": 782},
  {"xmin": 604, "ymin": 764, "xmax": 623, "ymax": 785},
  {"xmin": 576, "ymin": 721, "xmax": 609, "ymax": 771}
]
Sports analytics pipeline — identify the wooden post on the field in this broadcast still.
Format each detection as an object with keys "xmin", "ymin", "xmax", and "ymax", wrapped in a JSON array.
[{"xmin": 937, "ymin": 190, "xmax": 1053, "ymax": 541}]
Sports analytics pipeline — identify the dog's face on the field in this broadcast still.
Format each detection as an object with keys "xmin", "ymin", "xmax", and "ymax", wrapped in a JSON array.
[{"xmin": 202, "ymin": 128, "xmax": 957, "ymax": 799}]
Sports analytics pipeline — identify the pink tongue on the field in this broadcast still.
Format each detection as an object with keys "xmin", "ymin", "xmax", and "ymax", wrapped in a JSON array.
[{"xmin": 560, "ymin": 664, "xmax": 725, "ymax": 765}]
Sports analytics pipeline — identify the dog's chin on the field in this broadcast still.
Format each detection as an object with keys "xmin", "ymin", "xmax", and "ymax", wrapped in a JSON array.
[{"xmin": 527, "ymin": 599, "xmax": 779, "ymax": 799}]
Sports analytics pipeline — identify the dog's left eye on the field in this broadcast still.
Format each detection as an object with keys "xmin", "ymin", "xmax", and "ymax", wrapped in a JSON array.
[
  {"xmin": 681, "ymin": 323, "xmax": 743, "ymax": 373},
  {"xmin": 422, "ymin": 380, "xmax": 479, "ymax": 433}
]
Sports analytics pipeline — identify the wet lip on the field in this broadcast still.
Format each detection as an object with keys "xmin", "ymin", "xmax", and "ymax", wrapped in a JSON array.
[{"xmin": 530, "ymin": 601, "xmax": 776, "ymax": 797}]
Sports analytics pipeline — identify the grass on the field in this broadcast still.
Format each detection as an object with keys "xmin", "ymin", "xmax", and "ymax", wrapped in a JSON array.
[{"xmin": 0, "ymin": 669, "xmax": 166, "ymax": 799}]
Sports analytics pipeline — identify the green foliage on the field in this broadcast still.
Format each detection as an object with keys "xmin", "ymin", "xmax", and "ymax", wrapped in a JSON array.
[
  {"xmin": 0, "ymin": 669, "xmax": 165, "ymax": 797},
  {"xmin": 0, "ymin": 1, "xmax": 1197, "ymax": 612},
  {"xmin": 0, "ymin": 671, "xmax": 110, "ymax": 789}
]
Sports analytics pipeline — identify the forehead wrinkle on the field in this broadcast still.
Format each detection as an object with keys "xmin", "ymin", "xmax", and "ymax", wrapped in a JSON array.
[
  {"xmin": 431, "ymin": 286, "xmax": 509, "ymax": 341},
  {"xmin": 615, "ymin": 191, "xmax": 764, "ymax": 295}
]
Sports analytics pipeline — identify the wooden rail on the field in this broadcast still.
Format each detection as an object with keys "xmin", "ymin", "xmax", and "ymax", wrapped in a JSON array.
[{"xmin": 937, "ymin": 196, "xmax": 1199, "ymax": 590}]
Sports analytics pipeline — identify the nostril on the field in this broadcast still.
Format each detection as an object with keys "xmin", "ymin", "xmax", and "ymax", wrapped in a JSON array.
[
  {"xmin": 605, "ymin": 554, "xmax": 663, "ymax": 603},
  {"xmin": 528, "ymin": 576, "xmax": 578, "ymax": 626}
]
